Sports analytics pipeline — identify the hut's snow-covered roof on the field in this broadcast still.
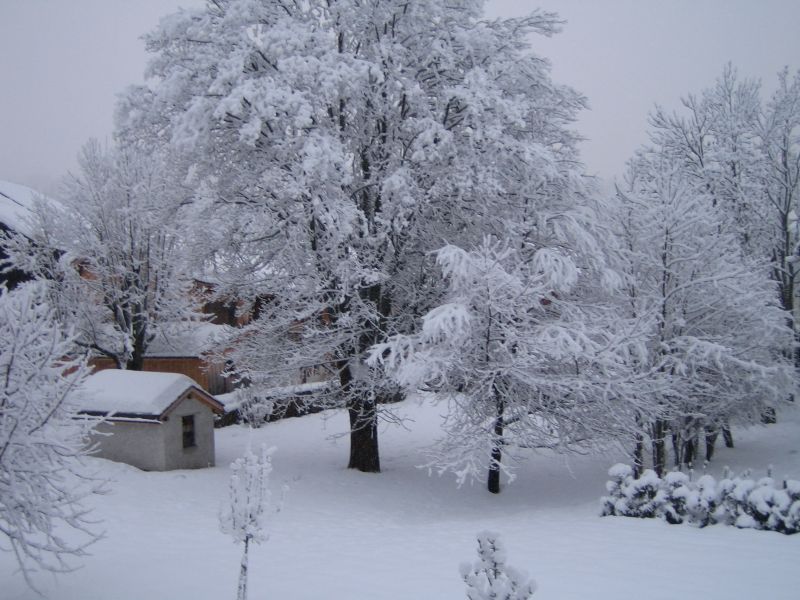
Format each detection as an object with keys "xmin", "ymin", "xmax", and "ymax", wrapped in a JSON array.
[{"xmin": 76, "ymin": 370, "xmax": 222, "ymax": 419}]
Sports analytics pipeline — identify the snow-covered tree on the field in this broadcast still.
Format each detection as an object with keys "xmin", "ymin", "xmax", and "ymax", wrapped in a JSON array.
[
  {"xmin": 220, "ymin": 444, "xmax": 280, "ymax": 600},
  {"xmin": 125, "ymin": 0, "xmax": 587, "ymax": 472},
  {"xmin": 648, "ymin": 65, "xmax": 800, "ymax": 369},
  {"xmin": 0, "ymin": 282, "xmax": 102, "ymax": 587},
  {"xmin": 649, "ymin": 64, "xmax": 764, "ymax": 249},
  {"xmin": 3, "ymin": 140, "xmax": 198, "ymax": 370},
  {"xmin": 759, "ymin": 69, "xmax": 800, "ymax": 365},
  {"xmin": 460, "ymin": 532, "xmax": 536, "ymax": 600},
  {"xmin": 371, "ymin": 237, "xmax": 643, "ymax": 493},
  {"xmin": 610, "ymin": 151, "xmax": 794, "ymax": 475}
]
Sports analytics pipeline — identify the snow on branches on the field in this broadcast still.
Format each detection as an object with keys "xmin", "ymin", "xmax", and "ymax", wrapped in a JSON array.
[
  {"xmin": 2, "ymin": 140, "xmax": 199, "ymax": 370},
  {"xmin": 220, "ymin": 444, "xmax": 283, "ymax": 600},
  {"xmin": 372, "ymin": 237, "xmax": 643, "ymax": 493},
  {"xmin": 0, "ymin": 283, "xmax": 102, "ymax": 587},
  {"xmin": 609, "ymin": 149, "xmax": 794, "ymax": 474},
  {"xmin": 129, "ymin": 0, "xmax": 589, "ymax": 472},
  {"xmin": 646, "ymin": 65, "xmax": 800, "ymax": 367},
  {"xmin": 220, "ymin": 445, "xmax": 278, "ymax": 547}
]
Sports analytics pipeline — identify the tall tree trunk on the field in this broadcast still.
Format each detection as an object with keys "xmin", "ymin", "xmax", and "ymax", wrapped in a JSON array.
[
  {"xmin": 684, "ymin": 434, "xmax": 696, "ymax": 467},
  {"xmin": 127, "ymin": 351, "xmax": 145, "ymax": 371},
  {"xmin": 671, "ymin": 431, "xmax": 682, "ymax": 469},
  {"xmin": 116, "ymin": 350, "xmax": 144, "ymax": 371},
  {"xmin": 704, "ymin": 426, "xmax": 718, "ymax": 462},
  {"xmin": 651, "ymin": 419, "xmax": 667, "ymax": 477},
  {"xmin": 341, "ymin": 282, "xmax": 390, "ymax": 473},
  {"xmin": 722, "ymin": 426, "xmax": 734, "ymax": 448},
  {"xmin": 633, "ymin": 432, "xmax": 645, "ymax": 479},
  {"xmin": 340, "ymin": 363, "xmax": 380, "ymax": 473},
  {"xmin": 127, "ymin": 323, "xmax": 147, "ymax": 371},
  {"xmin": 632, "ymin": 412, "xmax": 645, "ymax": 478},
  {"xmin": 347, "ymin": 400, "xmax": 380, "ymax": 472},
  {"xmin": 488, "ymin": 390, "xmax": 504, "ymax": 494}
]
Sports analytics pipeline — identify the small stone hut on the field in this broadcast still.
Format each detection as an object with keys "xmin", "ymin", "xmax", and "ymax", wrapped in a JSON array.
[{"xmin": 77, "ymin": 370, "xmax": 224, "ymax": 471}]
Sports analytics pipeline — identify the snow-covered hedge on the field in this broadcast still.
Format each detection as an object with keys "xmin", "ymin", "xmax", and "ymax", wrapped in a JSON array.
[{"xmin": 600, "ymin": 464, "xmax": 800, "ymax": 534}]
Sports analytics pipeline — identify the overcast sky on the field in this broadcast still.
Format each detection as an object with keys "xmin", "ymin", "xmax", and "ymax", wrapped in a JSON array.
[{"xmin": 1, "ymin": 1, "xmax": 799, "ymax": 195}]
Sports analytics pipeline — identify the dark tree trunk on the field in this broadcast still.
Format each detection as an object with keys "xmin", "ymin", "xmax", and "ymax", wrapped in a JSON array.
[
  {"xmin": 127, "ymin": 350, "xmax": 145, "ymax": 371},
  {"xmin": 633, "ymin": 431, "xmax": 645, "ymax": 479},
  {"xmin": 705, "ymin": 427, "xmax": 718, "ymax": 462},
  {"xmin": 487, "ymin": 390, "xmax": 504, "ymax": 494},
  {"xmin": 487, "ymin": 448, "xmax": 502, "ymax": 494},
  {"xmin": 347, "ymin": 402, "xmax": 380, "ymax": 472},
  {"xmin": 115, "ymin": 349, "xmax": 144, "ymax": 371},
  {"xmin": 340, "ymin": 280, "xmax": 391, "ymax": 473},
  {"xmin": 487, "ymin": 453, "xmax": 501, "ymax": 494},
  {"xmin": 127, "ymin": 319, "xmax": 148, "ymax": 371},
  {"xmin": 684, "ymin": 435, "xmax": 696, "ymax": 467},
  {"xmin": 722, "ymin": 427, "xmax": 734, "ymax": 448},
  {"xmin": 671, "ymin": 431, "xmax": 682, "ymax": 469},
  {"xmin": 327, "ymin": 281, "xmax": 388, "ymax": 474},
  {"xmin": 340, "ymin": 363, "xmax": 380, "ymax": 473},
  {"xmin": 651, "ymin": 419, "xmax": 667, "ymax": 477}
]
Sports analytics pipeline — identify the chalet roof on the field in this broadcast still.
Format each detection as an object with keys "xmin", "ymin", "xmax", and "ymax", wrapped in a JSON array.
[
  {"xmin": 145, "ymin": 322, "xmax": 231, "ymax": 358},
  {"xmin": 76, "ymin": 369, "xmax": 224, "ymax": 420},
  {"xmin": 0, "ymin": 180, "xmax": 55, "ymax": 238}
]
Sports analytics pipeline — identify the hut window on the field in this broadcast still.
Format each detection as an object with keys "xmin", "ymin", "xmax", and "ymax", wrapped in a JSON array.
[{"xmin": 182, "ymin": 415, "xmax": 196, "ymax": 448}]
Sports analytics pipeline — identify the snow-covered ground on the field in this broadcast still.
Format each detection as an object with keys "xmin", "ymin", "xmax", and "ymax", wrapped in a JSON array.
[{"xmin": 3, "ymin": 398, "xmax": 799, "ymax": 599}]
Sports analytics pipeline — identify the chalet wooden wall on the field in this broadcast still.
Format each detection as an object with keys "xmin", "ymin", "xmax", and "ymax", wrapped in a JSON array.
[{"xmin": 90, "ymin": 357, "xmax": 232, "ymax": 395}]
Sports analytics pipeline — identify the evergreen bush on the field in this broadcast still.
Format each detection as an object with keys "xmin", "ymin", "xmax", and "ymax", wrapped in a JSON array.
[{"xmin": 601, "ymin": 464, "xmax": 799, "ymax": 534}]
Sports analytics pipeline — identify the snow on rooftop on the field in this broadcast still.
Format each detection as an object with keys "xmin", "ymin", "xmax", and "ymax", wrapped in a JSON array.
[
  {"xmin": 146, "ymin": 322, "xmax": 231, "ymax": 357},
  {"xmin": 0, "ymin": 180, "xmax": 55, "ymax": 237},
  {"xmin": 217, "ymin": 380, "xmax": 334, "ymax": 412},
  {"xmin": 75, "ymin": 369, "xmax": 202, "ymax": 417}
]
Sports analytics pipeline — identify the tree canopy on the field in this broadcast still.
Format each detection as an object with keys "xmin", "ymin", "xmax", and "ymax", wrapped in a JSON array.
[{"xmin": 125, "ymin": 0, "xmax": 588, "ymax": 471}]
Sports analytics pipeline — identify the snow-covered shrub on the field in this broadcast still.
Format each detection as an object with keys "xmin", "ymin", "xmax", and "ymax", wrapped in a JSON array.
[
  {"xmin": 235, "ymin": 390, "xmax": 276, "ymax": 427},
  {"xmin": 661, "ymin": 471, "xmax": 691, "ymax": 524},
  {"xmin": 713, "ymin": 470, "xmax": 750, "ymax": 526},
  {"xmin": 600, "ymin": 466, "xmax": 666, "ymax": 519},
  {"xmin": 782, "ymin": 480, "xmax": 800, "ymax": 535},
  {"xmin": 684, "ymin": 474, "xmax": 717, "ymax": 527},
  {"xmin": 737, "ymin": 477, "xmax": 800, "ymax": 534},
  {"xmin": 460, "ymin": 532, "xmax": 536, "ymax": 600},
  {"xmin": 600, "ymin": 463, "xmax": 634, "ymax": 517},
  {"xmin": 601, "ymin": 464, "xmax": 800, "ymax": 534}
]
